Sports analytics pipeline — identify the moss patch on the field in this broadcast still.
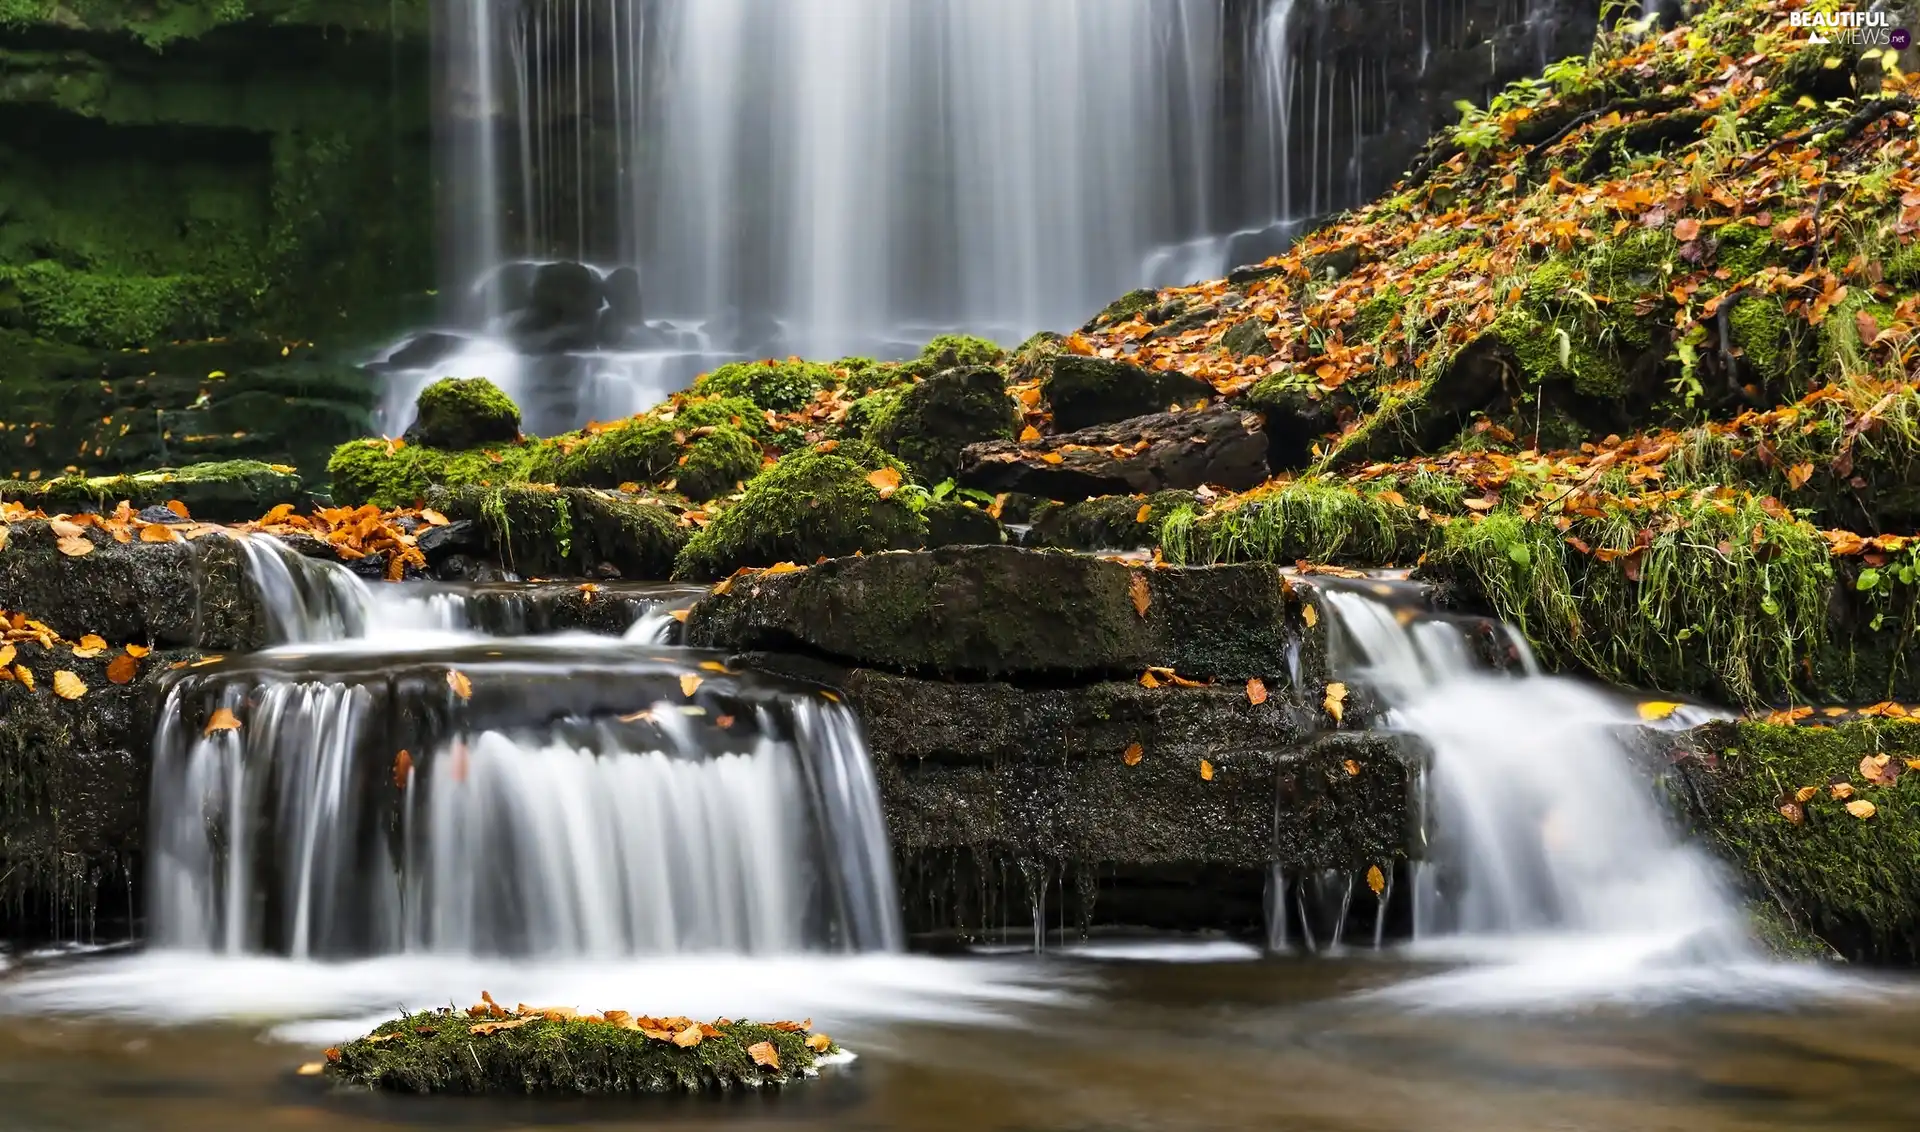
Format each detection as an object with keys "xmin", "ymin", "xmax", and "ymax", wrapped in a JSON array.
[
  {"xmin": 1, "ymin": 459, "xmax": 301, "ymax": 522},
  {"xmin": 693, "ymin": 359, "xmax": 839, "ymax": 413},
  {"xmin": 868, "ymin": 365, "xmax": 1019, "ymax": 482},
  {"xmin": 325, "ymin": 1008, "xmax": 832, "ymax": 1095},
  {"xmin": 403, "ymin": 377, "xmax": 521, "ymax": 451}
]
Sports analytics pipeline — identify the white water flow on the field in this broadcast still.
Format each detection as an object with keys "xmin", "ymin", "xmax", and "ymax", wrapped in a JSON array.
[{"xmin": 1315, "ymin": 585, "xmax": 1752, "ymax": 966}]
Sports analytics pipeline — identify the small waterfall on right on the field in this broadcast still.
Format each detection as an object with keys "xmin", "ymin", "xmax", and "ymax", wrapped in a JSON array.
[{"xmin": 1311, "ymin": 580, "xmax": 1753, "ymax": 970}]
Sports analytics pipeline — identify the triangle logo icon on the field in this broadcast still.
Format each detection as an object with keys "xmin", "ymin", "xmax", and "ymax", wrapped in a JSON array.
[{"xmin": 1807, "ymin": 30, "xmax": 1830, "ymax": 43}]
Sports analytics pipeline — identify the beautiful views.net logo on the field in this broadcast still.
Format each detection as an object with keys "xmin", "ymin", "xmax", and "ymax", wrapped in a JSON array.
[{"xmin": 1789, "ymin": 9, "xmax": 1911, "ymax": 48}]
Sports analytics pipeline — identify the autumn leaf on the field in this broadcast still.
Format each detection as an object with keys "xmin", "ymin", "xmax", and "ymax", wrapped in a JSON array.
[
  {"xmin": 865, "ymin": 467, "xmax": 902, "ymax": 499},
  {"xmin": 101, "ymin": 653, "xmax": 137, "ymax": 685},
  {"xmin": 51, "ymin": 670, "xmax": 86, "ymax": 699},
  {"xmin": 1794, "ymin": 785, "xmax": 1819, "ymax": 803},
  {"xmin": 1366, "ymin": 865, "xmax": 1385, "ymax": 895},
  {"xmin": 204, "ymin": 707, "xmax": 241, "ymax": 735},
  {"xmin": 1323, "ymin": 682, "xmax": 1348, "ymax": 724},
  {"xmin": 1845, "ymin": 799, "xmax": 1876, "ymax": 819},
  {"xmin": 1128, "ymin": 572, "xmax": 1151, "ymax": 618},
  {"xmin": 1673, "ymin": 217, "xmax": 1701, "ymax": 242},
  {"xmin": 1785, "ymin": 462, "xmax": 1814, "ymax": 490},
  {"xmin": 1019, "ymin": 425, "xmax": 1042, "ymax": 442},
  {"xmin": 420, "ymin": 508, "xmax": 449, "ymax": 527},
  {"xmin": 1302, "ymin": 603, "xmax": 1318, "ymax": 629},
  {"xmin": 296, "ymin": 1062, "xmax": 325, "ymax": 1076},
  {"xmin": 1246, "ymin": 677, "xmax": 1268, "ymax": 706},
  {"xmin": 748, "ymin": 1041, "xmax": 781, "ymax": 1070},
  {"xmin": 1140, "ymin": 670, "xmax": 1161, "ymax": 689},
  {"xmin": 0, "ymin": 644, "xmax": 16, "ymax": 667},
  {"xmin": 1830, "ymin": 781, "xmax": 1855, "ymax": 800},
  {"xmin": 447, "ymin": 669, "xmax": 472, "ymax": 700},
  {"xmin": 1777, "ymin": 799, "xmax": 1805, "ymax": 824},
  {"xmin": 1860, "ymin": 753, "xmax": 1898, "ymax": 787},
  {"xmin": 56, "ymin": 535, "xmax": 93, "ymax": 557},
  {"xmin": 125, "ymin": 643, "xmax": 150, "ymax": 658},
  {"xmin": 672, "ymin": 1024, "xmax": 704, "ymax": 1048},
  {"xmin": 13, "ymin": 665, "xmax": 33, "ymax": 690},
  {"xmin": 1123, "ymin": 741, "xmax": 1144, "ymax": 766},
  {"xmin": 392, "ymin": 749, "xmax": 413, "ymax": 788},
  {"xmin": 164, "ymin": 500, "xmax": 189, "ymax": 519},
  {"xmin": 806, "ymin": 1032, "xmax": 834, "ymax": 1053},
  {"xmin": 1636, "ymin": 701, "xmax": 1682, "ymax": 721},
  {"xmin": 1343, "ymin": 759, "xmax": 1362, "ymax": 776},
  {"xmin": 1041, "ymin": 452, "xmax": 1065, "ymax": 465},
  {"xmin": 1135, "ymin": 503, "xmax": 1152, "ymax": 524},
  {"xmin": 1199, "ymin": 758, "xmax": 1214, "ymax": 781},
  {"xmin": 469, "ymin": 1019, "xmax": 529, "ymax": 1036},
  {"xmin": 680, "ymin": 673, "xmax": 703, "ymax": 697},
  {"xmin": 139, "ymin": 522, "xmax": 181, "ymax": 543}
]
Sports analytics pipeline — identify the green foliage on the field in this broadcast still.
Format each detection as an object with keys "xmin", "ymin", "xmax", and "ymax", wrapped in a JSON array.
[
  {"xmin": 913, "ymin": 333, "xmax": 1006, "ymax": 372},
  {"xmin": 674, "ymin": 425, "xmax": 762, "ymax": 502},
  {"xmin": 1159, "ymin": 479, "xmax": 1435, "ymax": 568},
  {"xmin": 0, "ymin": 262, "xmax": 219, "ymax": 348},
  {"xmin": 694, "ymin": 359, "xmax": 838, "ymax": 412},
  {"xmin": 327, "ymin": 1008, "xmax": 829, "ymax": 1095},
  {"xmin": 326, "ymin": 437, "xmax": 548, "ymax": 509}
]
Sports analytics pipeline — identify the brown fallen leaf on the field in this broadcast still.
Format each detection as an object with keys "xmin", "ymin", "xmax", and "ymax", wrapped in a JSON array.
[
  {"xmin": 1830, "ymin": 781, "xmax": 1855, "ymax": 800},
  {"xmin": 1343, "ymin": 759, "xmax": 1362, "ymax": 776},
  {"xmin": 1366, "ymin": 865, "xmax": 1385, "ymax": 895},
  {"xmin": 680, "ymin": 673, "xmax": 703, "ymax": 697},
  {"xmin": 56, "ymin": 535, "xmax": 94, "ymax": 557},
  {"xmin": 865, "ymin": 467, "xmax": 902, "ymax": 498},
  {"xmin": 1861, "ymin": 753, "xmax": 1898, "ymax": 787},
  {"xmin": 1324, "ymin": 682, "xmax": 1348, "ymax": 724},
  {"xmin": 204, "ymin": 707, "xmax": 242, "ymax": 735},
  {"xmin": 1246, "ymin": 678, "xmax": 1268, "ymax": 706},
  {"xmin": 1128, "ymin": 572, "xmax": 1151, "ymax": 618},
  {"xmin": 106, "ymin": 653, "xmax": 138, "ymax": 684},
  {"xmin": 1139, "ymin": 670, "xmax": 1161, "ymax": 689},
  {"xmin": 1199, "ymin": 758, "xmax": 1214, "ymax": 781},
  {"xmin": 125, "ymin": 643, "xmax": 150, "ymax": 658},
  {"xmin": 1845, "ymin": 799, "xmax": 1877, "ymax": 819},
  {"xmin": 1777, "ymin": 799, "xmax": 1805, "ymax": 824},
  {"xmin": 748, "ymin": 1040, "xmax": 781, "ymax": 1070},
  {"xmin": 469, "ymin": 1019, "xmax": 529, "ymax": 1035},
  {"xmin": 51, "ymin": 670, "xmax": 86, "ymax": 700},
  {"xmin": 447, "ymin": 669, "xmax": 472, "ymax": 700},
  {"xmin": 1785, "ymin": 462, "xmax": 1814, "ymax": 491},
  {"xmin": 1793, "ymin": 785, "xmax": 1819, "ymax": 803},
  {"xmin": 672, "ymin": 1024, "xmax": 704, "ymax": 1048},
  {"xmin": 140, "ymin": 522, "xmax": 182, "ymax": 543},
  {"xmin": 392, "ymin": 749, "xmax": 413, "ymax": 789},
  {"xmin": 1123, "ymin": 741, "xmax": 1144, "ymax": 766},
  {"xmin": 806, "ymin": 1032, "xmax": 833, "ymax": 1053}
]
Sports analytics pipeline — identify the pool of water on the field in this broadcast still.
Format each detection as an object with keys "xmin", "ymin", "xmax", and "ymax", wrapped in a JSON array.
[{"xmin": 2, "ymin": 945, "xmax": 1916, "ymax": 1132}]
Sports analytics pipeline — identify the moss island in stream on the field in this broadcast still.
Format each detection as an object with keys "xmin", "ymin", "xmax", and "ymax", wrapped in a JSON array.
[{"xmin": 321, "ymin": 999, "xmax": 838, "ymax": 1095}]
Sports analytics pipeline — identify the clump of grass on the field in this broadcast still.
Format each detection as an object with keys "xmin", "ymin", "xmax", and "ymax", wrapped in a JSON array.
[
  {"xmin": 323, "ymin": 1005, "xmax": 836, "ymax": 1095},
  {"xmin": 1158, "ymin": 477, "xmax": 1436, "ymax": 567}
]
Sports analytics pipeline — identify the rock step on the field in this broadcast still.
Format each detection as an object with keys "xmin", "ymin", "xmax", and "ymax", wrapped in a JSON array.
[{"xmin": 957, "ymin": 405, "xmax": 1268, "ymax": 501}]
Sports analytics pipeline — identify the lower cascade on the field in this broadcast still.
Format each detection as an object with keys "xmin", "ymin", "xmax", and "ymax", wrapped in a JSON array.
[
  {"xmin": 147, "ymin": 543, "xmax": 901, "ymax": 959},
  {"xmin": 1301, "ymin": 578, "xmax": 1750, "ymax": 962}
]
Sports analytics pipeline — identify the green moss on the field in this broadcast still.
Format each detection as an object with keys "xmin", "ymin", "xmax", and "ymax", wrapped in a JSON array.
[
  {"xmin": 1687, "ymin": 721, "xmax": 1920, "ymax": 963},
  {"xmin": 1725, "ymin": 295, "xmax": 1800, "ymax": 382},
  {"xmin": 674, "ymin": 425, "xmax": 762, "ymax": 502},
  {"xmin": 1714, "ymin": 220, "xmax": 1776, "ymax": 280},
  {"xmin": 694, "ymin": 359, "xmax": 838, "ymax": 412},
  {"xmin": 1347, "ymin": 291, "xmax": 1406, "ymax": 343},
  {"xmin": 923, "ymin": 498, "xmax": 1005, "ymax": 547},
  {"xmin": 404, "ymin": 377, "xmax": 521, "ymax": 451},
  {"xmin": 1888, "ymin": 242, "xmax": 1920, "ymax": 287},
  {"xmin": 1216, "ymin": 317, "xmax": 1274, "ymax": 357},
  {"xmin": 1084, "ymin": 288, "xmax": 1157, "ymax": 329},
  {"xmin": 1159, "ymin": 479, "xmax": 1434, "ymax": 568},
  {"xmin": 673, "ymin": 442, "xmax": 924, "ymax": 580},
  {"xmin": 1, "ymin": 459, "xmax": 301, "ymax": 521},
  {"xmin": 1027, "ymin": 490, "xmax": 1197, "ymax": 552},
  {"xmin": 326, "ymin": 1008, "xmax": 831, "ymax": 1095},
  {"xmin": 430, "ymin": 484, "xmax": 687, "ymax": 580},
  {"xmin": 842, "ymin": 384, "xmax": 909, "ymax": 440},
  {"xmin": 1043, "ymin": 355, "xmax": 1213, "ymax": 432},
  {"xmin": 913, "ymin": 333, "xmax": 1005, "ymax": 372},
  {"xmin": 1404, "ymin": 230, "xmax": 1470, "ymax": 257},
  {"xmin": 326, "ymin": 437, "xmax": 549, "ymax": 509},
  {"xmin": 0, "ymin": 261, "xmax": 220, "ymax": 348},
  {"xmin": 1006, "ymin": 331, "xmax": 1065, "ymax": 385},
  {"xmin": 868, "ymin": 365, "xmax": 1019, "ymax": 482},
  {"xmin": 1490, "ymin": 304, "xmax": 1630, "ymax": 397},
  {"xmin": 553, "ymin": 421, "xmax": 678, "ymax": 491}
]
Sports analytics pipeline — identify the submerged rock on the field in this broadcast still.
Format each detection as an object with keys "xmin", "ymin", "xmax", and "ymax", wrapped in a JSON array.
[
  {"xmin": 687, "ymin": 544, "xmax": 1324, "ymax": 683},
  {"xmin": 958, "ymin": 405, "xmax": 1268, "ymax": 500}
]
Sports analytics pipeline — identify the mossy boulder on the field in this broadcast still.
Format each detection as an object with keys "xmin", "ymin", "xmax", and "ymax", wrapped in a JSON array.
[
  {"xmin": 327, "ymin": 437, "xmax": 552, "ymax": 510},
  {"xmin": 868, "ymin": 365, "xmax": 1019, "ymax": 482},
  {"xmin": 923, "ymin": 498, "xmax": 1004, "ymax": 548},
  {"xmin": 555, "ymin": 421, "xmax": 761, "ymax": 503},
  {"xmin": 1, "ymin": 460, "xmax": 303, "ymax": 522},
  {"xmin": 686, "ymin": 544, "xmax": 1321, "ymax": 683},
  {"xmin": 906, "ymin": 333, "xmax": 1005, "ymax": 375},
  {"xmin": 672, "ymin": 442, "xmax": 924, "ymax": 580},
  {"xmin": 693, "ymin": 359, "xmax": 837, "ymax": 413},
  {"xmin": 1026, "ymin": 491, "xmax": 1198, "ymax": 552},
  {"xmin": 1042, "ymin": 355, "xmax": 1215, "ymax": 432},
  {"xmin": 1006, "ymin": 331, "xmax": 1065, "ymax": 385},
  {"xmin": 1667, "ymin": 720, "xmax": 1920, "ymax": 964},
  {"xmin": 428, "ymin": 484, "xmax": 688, "ymax": 581},
  {"xmin": 402, "ymin": 377, "xmax": 522, "ymax": 451},
  {"xmin": 1081, "ymin": 288, "xmax": 1158, "ymax": 331},
  {"xmin": 325, "ymin": 1008, "xmax": 833, "ymax": 1095}
]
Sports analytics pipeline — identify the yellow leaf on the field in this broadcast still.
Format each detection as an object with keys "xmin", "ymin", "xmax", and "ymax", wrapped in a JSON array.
[
  {"xmin": 469, "ymin": 1019, "xmax": 529, "ymax": 1035},
  {"xmin": 1135, "ymin": 504, "xmax": 1152, "ymax": 524},
  {"xmin": 1845, "ymin": 799, "xmax": 1877, "ymax": 819},
  {"xmin": 1861, "ymin": 753, "xmax": 1897, "ymax": 787},
  {"xmin": 1019, "ymin": 425, "xmax": 1042, "ymax": 442},
  {"xmin": 1139, "ymin": 670, "xmax": 1160, "ymax": 689},
  {"xmin": 420, "ymin": 508, "xmax": 449, "ymax": 527},
  {"xmin": 1785, "ymin": 462, "xmax": 1814, "ymax": 491},
  {"xmin": 698, "ymin": 660, "xmax": 732, "ymax": 673},
  {"xmin": 204, "ymin": 707, "xmax": 241, "ymax": 735},
  {"xmin": 1123, "ymin": 741, "xmax": 1144, "ymax": 766},
  {"xmin": 672, "ymin": 1024, "xmax": 704, "ymax": 1048},
  {"xmin": 51, "ymin": 670, "xmax": 86, "ymax": 699},
  {"xmin": 296, "ymin": 1062, "xmax": 325, "ymax": 1076},
  {"xmin": 748, "ymin": 1040, "xmax": 781, "ymax": 1070},
  {"xmin": 447, "ymin": 669, "xmax": 472, "ymax": 700},
  {"xmin": 1041, "ymin": 452, "xmax": 1065, "ymax": 465},
  {"xmin": 1343, "ymin": 759, "xmax": 1361, "ymax": 776},
  {"xmin": 125, "ymin": 643, "xmax": 150, "ymax": 658},
  {"xmin": 165, "ymin": 500, "xmax": 189, "ymax": 519},
  {"xmin": 1302, "ymin": 603, "xmax": 1318, "ymax": 629},
  {"xmin": 1323, "ymin": 682, "xmax": 1347, "ymax": 724},
  {"xmin": 669, "ymin": 608, "xmax": 690, "ymax": 623},
  {"xmin": 0, "ymin": 644, "xmax": 13, "ymax": 667},
  {"xmin": 680, "ymin": 673, "xmax": 703, "ymax": 697},
  {"xmin": 1199, "ymin": 759, "xmax": 1214, "ymax": 781},
  {"xmin": 1128, "ymin": 572, "xmax": 1151, "ymax": 618},
  {"xmin": 1830, "ymin": 782, "xmax": 1855, "ymax": 800},
  {"xmin": 140, "ymin": 522, "xmax": 181, "ymax": 543},
  {"xmin": 865, "ymin": 467, "xmax": 902, "ymax": 498},
  {"xmin": 56, "ymin": 535, "xmax": 94, "ymax": 557},
  {"xmin": 1245, "ymin": 678, "xmax": 1268, "ymax": 706},
  {"xmin": 1366, "ymin": 865, "xmax": 1385, "ymax": 895},
  {"xmin": 806, "ymin": 1032, "xmax": 833, "ymax": 1053},
  {"xmin": 1794, "ymin": 785, "xmax": 1819, "ymax": 803},
  {"xmin": 13, "ymin": 664, "xmax": 32, "ymax": 690},
  {"xmin": 1636, "ymin": 701, "xmax": 1682, "ymax": 721}
]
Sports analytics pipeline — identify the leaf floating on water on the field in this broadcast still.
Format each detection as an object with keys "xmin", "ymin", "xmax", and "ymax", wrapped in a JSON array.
[
  {"xmin": 392, "ymin": 750, "xmax": 413, "ymax": 789},
  {"xmin": 865, "ymin": 467, "xmax": 902, "ymax": 498},
  {"xmin": 1245, "ymin": 678, "xmax": 1268, "ymax": 706},
  {"xmin": 447, "ymin": 669, "xmax": 473, "ymax": 700},
  {"xmin": 1323, "ymin": 682, "xmax": 1347, "ymax": 724},
  {"xmin": 669, "ymin": 608, "xmax": 691, "ymax": 623},
  {"xmin": 1636, "ymin": 701, "xmax": 1683, "ymax": 721},
  {"xmin": 1199, "ymin": 759, "xmax": 1214, "ymax": 781},
  {"xmin": 1846, "ymin": 799, "xmax": 1877, "ymax": 820},
  {"xmin": 1860, "ymin": 753, "xmax": 1898, "ymax": 786},
  {"xmin": 698, "ymin": 660, "xmax": 731, "ymax": 674},
  {"xmin": 1366, "ymin": 865, "xmax": 1385, "ymax": 895},
  {"xmin": 747, "ymin": 1041, "xmax": 781, "ymax": 1070},
  {"xmin": 672, "ymin": 1024, "xmax": 704, "ymax": 1049},
  {"xmin": 1301, "ymin": 603, "xmax": 1318, "ymax": 629},
  {"xmin": 679, "ymin": 673, "xmax": 703, "ymax": 697},
  {"xmin": 1128, "ymin": 572, "xmax": 1151, "ymax": 618},
  {"xmin": 1794, "ymin": 785, "xmax": 1820, "ymax": 803},
  {"xmin": 56, "ymin": 535, "xmax": 93, "ymax": 557},
  {"xmin": 1123, "ymin": 741, "xmax": 1144, "ymax": 766},
  {"xmin": 296, "ymin": 1062, "xmax": 325, "ymax": 1076},
  {"xmin": 51, "ymin": 670, "xmax": 85, "ymax": 699},
  {"xmin": 204, "ymin": 707, "xmax": 241, "ymax": 735}
]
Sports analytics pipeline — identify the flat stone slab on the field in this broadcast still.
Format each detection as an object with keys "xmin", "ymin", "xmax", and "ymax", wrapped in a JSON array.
[
  {"xmin": 957, "ymin": 405, "xmax": 1268, "ymax": 501},
  {"xmin": 685, "ymin": 544, "xmax": 1327, "ymax": 683}
]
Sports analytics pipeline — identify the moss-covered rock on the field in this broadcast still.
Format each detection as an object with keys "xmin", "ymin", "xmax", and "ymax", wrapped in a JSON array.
[
  {"xmin": 326, "ymin": 437, "xmax": 551, "ymax": 510},
  {"xmin": 671, "ymin": 442, "xmax": 924, "ymax": 580},
  {"xmin": 693, "ymin": 359, "xmax": 837, "ymax": 412},
  {"xmin": 1006, "ymin": 331, "xmax": 1064, "ymax": 385},
  {"xmin": 908, "ymin": 333, "xmax": 1005, "ymax": 374},
  {"xmin": 1042, "ymin": 355, "xmax": 1215, "ymax": 432},
  {"xmin": 1, "ymin": 459, "xmax": 302, "ymax": 522},
  {"xmin": 1081, "ymin": 287, "xmax": 1158, "ymax": 331},
  {"xmin": 325, "ymin": 1008, "xmax": 833, "ymax": 1095},
  {"xmin": 687, "ymin": 544, "xmax": 1322, "ymax": 683},
  {"xmin": 428, "ymin": 484, "xmax": 688, "ymax": 581},
  {"xmin": 402, "ymin": 377, "xmax": 522, "ymax": 451},
  {"xmin": 1026, "ymin": 491, "xmax": 1198, "ymax": 552},
  {"xmin": 1669, "ymin": 720, "xmax": 1920, "ymax": 964},
  {"xmin": 868, "ymin": 365, "xmax": 1019, "ymax": 482},
  {"xmin": 922, "ymin": 498, "xmax": 1004, "ymax": 548}
]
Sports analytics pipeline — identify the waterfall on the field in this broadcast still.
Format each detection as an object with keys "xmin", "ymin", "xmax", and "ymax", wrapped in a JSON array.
[
  {"xmin": 147, "ymin": 648, "xmax": 902, "ymax": 958},
  {"xmin": 1307, "ymin": 579, "xmax": 1751, "ymax": 962}
]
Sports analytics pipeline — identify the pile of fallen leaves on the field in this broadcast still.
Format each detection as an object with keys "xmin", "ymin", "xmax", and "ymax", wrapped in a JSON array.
[{"xmin": 0, "ymin": 608, "xmax": 151, "ymax": 699}]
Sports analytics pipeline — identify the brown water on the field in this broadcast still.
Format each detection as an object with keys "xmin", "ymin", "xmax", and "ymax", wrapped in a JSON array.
[{"xmin": 2, "ymin": 951, "xmax": 1916, "ymax": 1132}]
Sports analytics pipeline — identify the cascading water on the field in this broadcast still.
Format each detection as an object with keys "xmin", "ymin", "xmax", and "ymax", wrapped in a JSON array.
[{"xmin": 1306, "ymin": 578, "xmax": 1751, "ymax": 968}]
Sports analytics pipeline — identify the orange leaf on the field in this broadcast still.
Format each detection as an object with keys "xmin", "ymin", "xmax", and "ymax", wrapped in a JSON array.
[
  {"xmin": 1199, "ymin": 759, "xmax": 1214, "ymax": 781},
  {"xmin": 1673, "ymin": 217, "xmax": 1701, "ymax": 242},
  {"xmin": 420, "ymin": 508, "xmax": 449, "ymax": 527},
  {"xmin": 748, "ymin": 1040, "xmax": 781, "ymax": 1070},
  {"xmin": 1135, "ymin": 504, "xmax": 1151, "ymax": 524},
  {"xmin": 806, "ymin": 1032, "xmax": 833, "ymax": 1053},
  {"xmin": 165, "ymin": 500, "xmax": 189, "ymax": 519},
  {"xmin": 1128, "ymin": 572, "xmax": 1151, "ymax": 618},
  {"xmin": 1785, "ymin": 462, "xmax": 1813, "ymax": 490},
  {"xmin": 56, "ymin": 535, "xmax": 94, "ymax": 557},
  {"xmin": 447, "ymin": 670, "xmax": 472, "ymax": 700},
  {"xmin": 1343, "ymin": 759, "xmax": 1362, "ymax": 776},
  {"xmin": 1366, "ymin": 865, "xmax": 1385, "ymax": 895},
  {"xmin": 865, "ymin": 467, "xmax": 902, "ymax": 498},
  {"xmin": 392, "ymin": 749, "xmax": 413, "ymax": 788},
  {"xmin": 13, "ymin": 665, "xmax": 31, "ymax": 690},
  {"xmin": 204, "ymin": 707, "xmax": 241, "ymax": 735},
  {"xmin": 1019, "ymin": 425, "xmax": 1042, "ymax": 442},
  {"xmin": 1323, "ymin": 682, "xmax": 1348, "ymax": 724},
  {"xmin": 1041, "ymin": 452, "xmax": 1065, "ymax": 465},
  {"xmin": 1860, "ymin": 753, "xmax": 1897, "ymax": 787},
  {"xmin": 1139, "ymin": 670, "xmax": 1161, "ymax": 689},
  {"xmin": 106, "ymin": 654, "xmax": 138, "ymax": 684},
  {"xmin": 1245, "ymin": 678, "xmax": 1268, "ymax": 706},
  {"xmin": 140, "ymin": 522, "xmax": 181, "ymax": 543},
  {"xmin": 52, "ymin": 670, "xmax": 86, "ymax": 700},
  {"xmin": 125, "ymin": 644, "xmax": 150, "ymax": 658},
  {"xmin": 680, "ymin": 673, "xmax": 703, "ymax": 697},
  {"xmin": 1123, "ymin": 741, "xmax": 1144, "ymax": 766},
  {"xmin": 672, "ymin": 1024, "xmax": 704, "ymax": 1048},
  {"xmin": 1845, "ymin": 799, "xmax": 1877, "ymax": 819}
]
